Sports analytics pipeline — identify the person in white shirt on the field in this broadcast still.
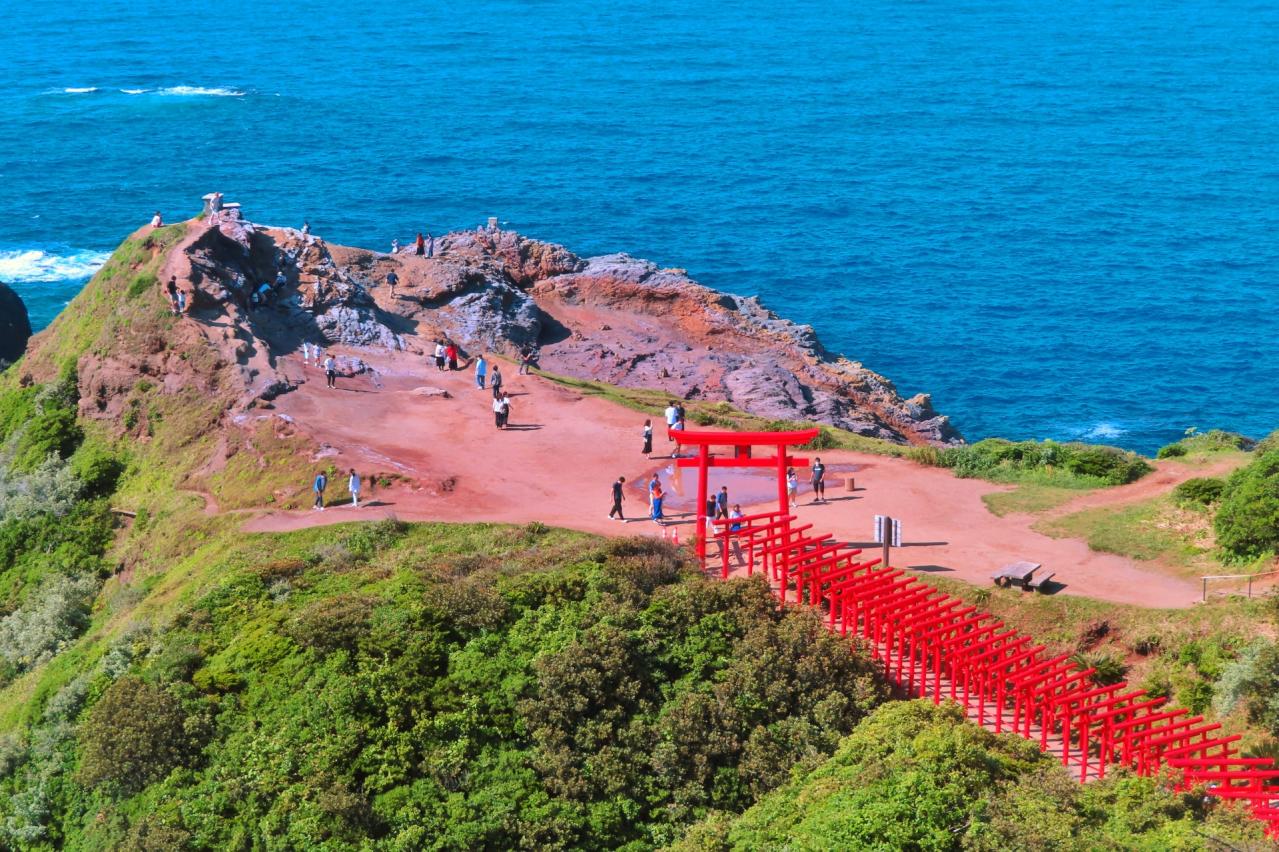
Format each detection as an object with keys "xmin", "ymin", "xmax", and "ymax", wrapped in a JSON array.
[
  {"xmin": 150, "ymin": 211, "xmax": 163, "ymax": 228},
  {"xmin": 434, "ymin": 342, "xmax": 447, "ymax": 372},
  {"xmin": 348, "ymin": 469, "xmax": 361, "ymax": 507},
  {"xmin": 324, "ymin": 355, "xmax": 336, "ymax": 389},
  {"xmin": 664, "ymin": 402, "xmax": 679, "ymax": 442}
]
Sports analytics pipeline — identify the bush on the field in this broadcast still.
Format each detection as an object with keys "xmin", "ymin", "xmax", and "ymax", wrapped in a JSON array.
[
  {"xmin": 1172, "ymin": 477, "xmax": 1224, "ymax": 508},
  {"xmin": 939, "ymin": 438, "xmax": 1150, "ymax": 486},
  {"xmin": 1215, "ymin": 450, "xmax": 1279, "ymax": 559},
  {"xmin": 1256, "ymin": 428, "xmax": 1279, "ymax": 456},
  {"xmin": 1159, "ymin": 430, "xmax": 1252, "ymax": 458},
  {"xmin": 78, "ymin": 676, "xmax": 201, "ymax": 794},
  {"xmin": 0, "ymin": 573, "xmax": 98, "ymax": 676},
  {"xmin": 68, "ymin": 438, "xmax": 124, "ymax": 497},
  {"xmin": 1156, "ymin": 443, "xmax": 1187, "ymax": 459}
]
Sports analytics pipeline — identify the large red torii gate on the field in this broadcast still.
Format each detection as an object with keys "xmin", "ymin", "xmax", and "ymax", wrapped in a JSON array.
[{"xmin": 671, "ymin": 427, "xmax": 817, "ymax": 563}]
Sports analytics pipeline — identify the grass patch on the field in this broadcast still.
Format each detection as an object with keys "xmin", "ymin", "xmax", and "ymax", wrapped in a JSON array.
[{"xmin": 981, "ymin": 484, "xmax": 1082, "ymax": 517}]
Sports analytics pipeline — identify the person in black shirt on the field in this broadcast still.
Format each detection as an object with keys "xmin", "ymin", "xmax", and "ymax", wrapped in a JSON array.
[
  {"xmin": 386, "ymin": 270, "xmax": 399, "ymax": 296},
  {"xmin": 811, "ymin": 457, "xmax": 827, "ymax": 503},
  {"xmin": 609, "ymin": 476, "xmax": 626, "ymax": 521}
]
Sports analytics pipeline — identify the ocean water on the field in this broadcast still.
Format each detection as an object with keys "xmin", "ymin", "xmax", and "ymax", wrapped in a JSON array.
[{"xmin": 1, "ymin": 0, "xmax": 1276, "ymax": 453}]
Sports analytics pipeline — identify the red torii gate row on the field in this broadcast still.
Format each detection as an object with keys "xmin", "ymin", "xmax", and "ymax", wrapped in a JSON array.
[{"xmin": 677, "ymin": 427, "xmax": 1279, "ymax": 837}]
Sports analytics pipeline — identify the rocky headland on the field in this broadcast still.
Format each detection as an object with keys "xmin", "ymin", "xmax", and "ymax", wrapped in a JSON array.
[{"xmin": 23, "ymin": 208, "xmax": 960, "ymax": 447}]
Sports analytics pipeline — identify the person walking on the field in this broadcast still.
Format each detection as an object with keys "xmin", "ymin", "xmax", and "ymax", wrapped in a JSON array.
[
  {"xmin": 811, "ymin": 456, "xmax": 827, "ymax": 503},
  {"xmin": 728, "ymin": 504, "xmax": 746, "ymax": 566},
  {"xmin": 664, "ymin": 402, "xmax": 679, "ymax": 442},
  {"xmin": 301, "ymin": 341, "xmax": 312, "ymax": 367},
  {"xmin": 312, "ymin": 470, "xmax": 327, "ymax": 510},
  {"xmin": 348, "ymin": 469, "xmax": 361, "ymax": 508},
  {"xmin": 490, "ymin": 365, "xmax": 503, "ymax": 399},
  {"xmin": 787, "ymin": 467, "xmax": 798, "ymax": 504},
  {"xmin": 324, "ymin": 354, "xmax": 336, "ymax": 389},
  {"xmin": 446, "ymin": 343, "xmax": 459, "ymax": 371},
  {"xmin": 641, "ymin": 419, "xmax": 653, "ymax": 457},
  {"xmin": 715, "ymin": 486, "xmax": 730, "ymax": 521},
  {"xmin": 415, "ymin": 232, "xmax": 425, "ymax": 256},
  {"xmin": 671, "ymin": 416, "xmax": 686, "ymax": 457},
  {"xmin": 386, "ymin": 270, "xmax": 399, "ymax": 296},
  {"xmin": 426, "ymin": 232, "xmax": 435, "ymax": 258},
  {"xmin": 475, "ymin": 354, "xmax": 488, "ymax": 389},
  {"xmin": 609, "ymin": 476, "xmax": 626, "ymax": 521},
  {"xmin": 650, "ymin": 481, "xmax": 665, "ymax": 523},
  {"xmin": 497, "ymin": 393, "xmax": 512, "ymax": 428},
  {"xmin": 165, "ymin": 276, "xmax": 181, "ymax": 315},
  {"xmin": 493, "ymin": 394, "xmax": 505, "ymax": 429},
  {"xmin": 434, "ymin": 341, "xmax": 446, "ymax": 371}
]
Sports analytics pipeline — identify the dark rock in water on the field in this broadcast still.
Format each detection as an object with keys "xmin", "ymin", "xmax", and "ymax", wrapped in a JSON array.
[{"xmin": 0, "ymin": 282, "xmax": 32, "ymax": 365}]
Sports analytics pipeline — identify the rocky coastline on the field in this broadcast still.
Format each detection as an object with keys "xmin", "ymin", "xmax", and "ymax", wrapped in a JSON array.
[{"xmin": 26, "ymin": 209, "xmax": 961, "ymax": 446}]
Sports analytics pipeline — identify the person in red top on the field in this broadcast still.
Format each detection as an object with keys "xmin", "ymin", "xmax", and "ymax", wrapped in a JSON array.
[
  {"xmin": 415, "ymin": 232, "xmax": 426, "ymax": 256},
  {"xmin": 445, "ymin": 343, "xmax": 459, "ymax": 371}
]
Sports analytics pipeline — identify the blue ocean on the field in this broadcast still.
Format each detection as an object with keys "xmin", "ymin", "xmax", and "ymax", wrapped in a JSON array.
[{"xmin": 1, "ymin": 1, "xmax": 1276, "ymax": 453}]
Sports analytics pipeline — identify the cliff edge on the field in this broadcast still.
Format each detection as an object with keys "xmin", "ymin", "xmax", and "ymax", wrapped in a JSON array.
[{"xmin": 0, "ymin": 281, "xmax": 32, "ymax": 366}]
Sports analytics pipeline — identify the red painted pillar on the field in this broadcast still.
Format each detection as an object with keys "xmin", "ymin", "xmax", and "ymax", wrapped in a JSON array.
[{"xmin": 696, "ymin": 443, "xmax": 710, "ymax": 565}]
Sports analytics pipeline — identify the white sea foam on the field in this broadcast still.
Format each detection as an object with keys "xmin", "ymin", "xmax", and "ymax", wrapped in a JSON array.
[
  {"xmin": 62, "ymin": 87, "xmax": 98, "ymax": 94},
  {"xmin": 1082, "ymin": 422, "xmax": 1128, "ymax": 441},
  {"xmin": 120, "ymin": 88, "xmax": 150, "ymax": 95},
  {"xmin": 155, "ymin": 86, "xmax": 245, "ymax": 97},
  {"xmin": 0, "ymin": 249, "xmax": 110, "ymax": 283}
]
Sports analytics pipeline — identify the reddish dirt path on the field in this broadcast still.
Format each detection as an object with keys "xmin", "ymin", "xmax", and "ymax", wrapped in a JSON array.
[{"xmin": 240, "ymin": 347, "xmax": 1206, "ymax": 609}]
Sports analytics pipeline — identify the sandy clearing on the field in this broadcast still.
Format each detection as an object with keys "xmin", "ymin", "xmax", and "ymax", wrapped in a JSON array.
[{"xmin": 239, "ymin": 346, "xmax": 1207, "ymax": 609}]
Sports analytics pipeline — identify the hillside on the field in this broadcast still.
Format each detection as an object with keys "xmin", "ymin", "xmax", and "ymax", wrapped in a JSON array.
[{"xmin": 2, "ymin": 213, "xmax": 1279, "ymax": 849}]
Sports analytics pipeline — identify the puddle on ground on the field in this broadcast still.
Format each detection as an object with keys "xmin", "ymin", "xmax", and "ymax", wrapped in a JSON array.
[{"xmin": 631, "ymin": 461, "xmax": 861, "ymax": 511}]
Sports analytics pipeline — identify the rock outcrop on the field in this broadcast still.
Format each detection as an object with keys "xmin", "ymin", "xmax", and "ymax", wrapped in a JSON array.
[
  {"xmin": 28, "ymin": 213, "xmax": 961, "ymax": 446},
  {"xmin": 0, "ymin": 282, "xmax": 32, "ymax": 365}
]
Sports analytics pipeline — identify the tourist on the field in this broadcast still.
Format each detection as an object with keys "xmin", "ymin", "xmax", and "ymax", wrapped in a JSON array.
[
  {"xmin": 434, "ymin": 341, "xmax": 446, "ymax": 371},
  {"xmin": 255, "ymin": 281, "xmax": 272, "ymax": 307},
  {"xmin": 150, "ymin": 210, "xmax": 163, "ymax": 228},
  {"xmin": 301, "ymin": 341, "xmax": 312, "ymax": 367},
  {"xmin": 811, "ymin": 456, "xmax": 827, "ymax": 503},
  {"xmin": 415, "ymin": 232, "xmax": 425, "ymax": 256},
  {"xmin": 175, "ymin": 288, "xmax": 186, "ymax": 315},
  {"xmin": 446, "ymin": 343, "xmax": 459, "ymax": 371},
  {"xmin": 497, "ymin": 393, "xmax": 512, "ymax": 428},
  {"xmin": 650, "ymin": 480, "xmax": 665, "ymax": 523},
  {"xmin": 312, "ymin": 470, "xmax": 327, "ymax": 510},
  {"xmin": 671, "ymin": 416, "xmax": 686, "ymax": 456},
  {"xmin": 787, "ymin": 467, "xmax": 798, "ymax": 503},
  {"xmin": 475, "ymin": 354, "xmax": 488, "ymax": 389},
  {"xmin": 324, "ymin": 354, "xmax": 336, "ymax": 389},
  {"xmin": 729, "ymin": 504, "xmax": 746, "ymax": 566},
  {"xmin": 165, "ymin": 276, "xmax": 181, "ymax": 315},
  {"xmin": 675, "ymin": 403, "xmax": 686, "ymax": 425},
  {"xmin": 426, "ymin": 232, "xmax": 435, "ymax": 258},
  {"xmin": 664, "ymin": 401, "xmax": 679, "ymax": 441},
  {"xmin": 348, "ymin": 469, "xmax": 361, "ymax": 508},
  {"xmin": 491, "ymin": 365, "xmax": 503, "ymax": 399},
  {"xmin": 301, "ymin": 221, "xmax": 311, "ymax": 236},
  {"xmin": 387, "ymin": 270, "xmax": 399, "ymax": 296},
  {"xmin": 609, "ymin": 475, "xmax": 626, "ymax": 521},
  {"xmin": 391, "ymin": 238, "xmax": 400, "ymax": 255},
  {"xmin": 642, "ymin": 419, "xmax": 653, "ymax": 457},
  {"xmin": 648, "ymin": 473, "xmax": 660, "ymax": 498},
  {"xmin": 275, "ymin": 269, "xmax": 288, "ymax": 289},
  {"xmin": 519, "ymin": 346, "xmax": 536, "ymax": 375},
  {"xmin": 313, "ymin": 345, "xmax": 324, "ymax": 370},
  {"xmin": 715, "ymin": 486, "xmax": 729, "ymax": 521},
  {"xmin": 210, "ymin": 192, "xmax": 224, "ymax": 215}
]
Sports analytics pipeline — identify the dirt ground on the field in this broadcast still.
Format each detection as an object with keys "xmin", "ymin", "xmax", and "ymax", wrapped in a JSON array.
[{"xmin": 239, "ymin": 342, "xmax": 1220, "ymax": 609}]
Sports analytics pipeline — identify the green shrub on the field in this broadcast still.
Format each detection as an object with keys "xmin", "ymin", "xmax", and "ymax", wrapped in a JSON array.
[
  {"xmin": 68, "ymin": 437, "xmax": 124, "ymax": 497},
  {"xmin": 1255, "ymin": 428, "xmax": 1279, "ymax": 456},
  {"xmin": 1156, "ymin": 442, "xmax": 1187, "ymax": 459},
  {"xmin": 1172, "ymin": 477, "xmax": 1224, "ymax": 508},
  {"xmin": 77, "ymin": 676, "xmax": 202, "ymax": 794},
  {"xmin": 1215, "ymin": 450, "xmax": 1279, "ymax": 559},
  {"xmin": 905, "ymin": 445, "xmax": 942, "ymax": 466},
  {"xmin": 939, "ymin": 438, "xmax": 1150, "ymax": 486}
]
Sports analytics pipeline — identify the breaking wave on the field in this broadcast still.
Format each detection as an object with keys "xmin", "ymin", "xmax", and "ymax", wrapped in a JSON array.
[{"xmin": 0, "ymin": 248, "xmax": 111, "ymax": 283}]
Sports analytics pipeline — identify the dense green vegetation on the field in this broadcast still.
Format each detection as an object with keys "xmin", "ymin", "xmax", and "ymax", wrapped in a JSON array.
[
  {"xmin": 1215, "ymin": 450, "xmax": 1279, "ymax": 561},
  {"xmin": 0, "ymin": 521, "xmax": 889, "ymax": 849},
  {"xmin": 1157, "ymin": 429, "xmax": 1253, "ymax": 460},
  {"xmin": 675, "ymin": 702, "xmax": 1266, "ymax": 850},
  {"xmin": 919, "ymin": 438, "xmax": 1152, "ymax": 488}
]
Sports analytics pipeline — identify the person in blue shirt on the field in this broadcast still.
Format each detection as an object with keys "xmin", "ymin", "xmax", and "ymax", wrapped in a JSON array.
[
  {"xmin": 312, "ymin": 471, "xmax": 327, "ymax": 510},
  {"xmin": 386, "ymin": 270, "xmax": 399, "ymax": 296},
  {"xmin": 475, "ymin": 354, "xmax": 488, "ymax": 389},
  {"xmin": 714, "ymin": 486, "xmax": 730, "ymax": 520}
]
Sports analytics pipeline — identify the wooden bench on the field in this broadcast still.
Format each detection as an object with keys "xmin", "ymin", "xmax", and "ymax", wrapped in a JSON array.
[{"xmin": 991, "ymin": 561, "xmax": 1041, "ymax": 590}]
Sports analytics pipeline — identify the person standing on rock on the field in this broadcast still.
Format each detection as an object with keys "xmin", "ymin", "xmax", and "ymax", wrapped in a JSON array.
[
  {"xmin": 150, "ymin": 211, "xmax": 163, "ymax": 228},
  {"xmin": 312, "ymin": 470, "xmax": 327, "ymax": 510},
  {"xmin": 811, "ymin": 457, "xmax": 827, "ymax": 504},
  {"xmin": 491, "ymin": 365, "xmax": 503, "ymax": 399},
  {"xmin": 415, "ymin": 232, "xmax": 425, "ymax": 256},
  {"xmin": 324, "ymin": 354, "xmax": 336, "ymax": 389},
  {"xmin": 348, "ymin": 469, "xmax": 361, "ymax": 508},
  {"xmin": 434, "ymin": 341, "xmax": 446, "ymax": 371},
  {"xmin": 642, "ymin": 419, "xmax": 653, "ymax": 457},
  {"xmin": 475, "ymin": 354, "xmax": 488, "ymax": 390},
  {"xmin": 446, "ymin": 343, "xmax": 459, "ymax": 371},
  {"xmin": 386, "ymin": 270, "xmax": 399, "ymax": 297},
  {"xmin": 609, "ymin": 476, "xmax": 626, "ymax": 521},
  {"xmin": 391, "ymin": 238, "xmax": 400, "ymax": 255},
  {"xmin": 426, "ymin": 232, "xmax": 435, "ymax": 258},
  {"xmin": 302, "ymin": 221, "xmax": 311, "ymax": 236}
]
